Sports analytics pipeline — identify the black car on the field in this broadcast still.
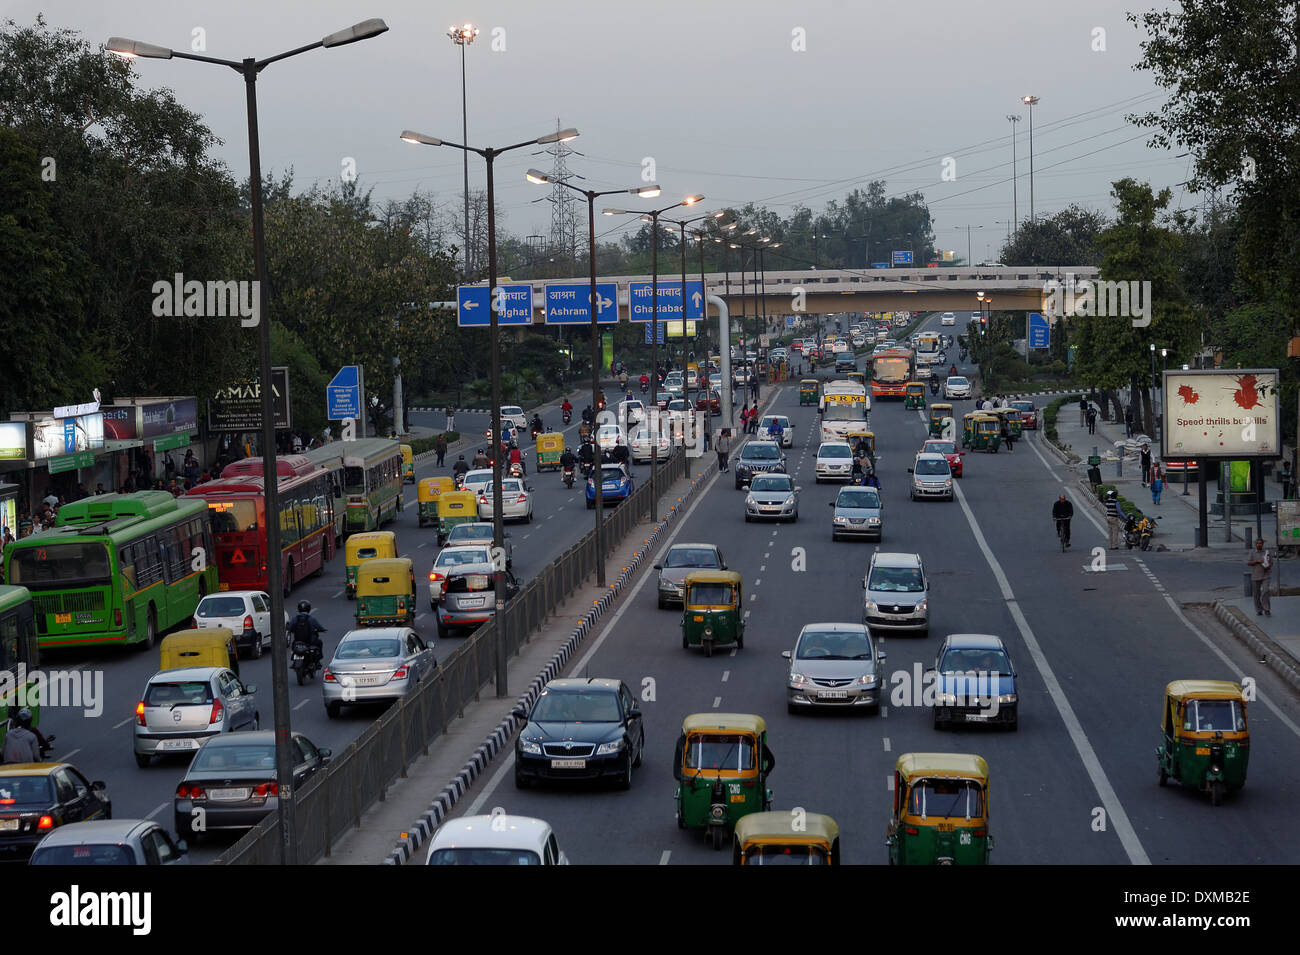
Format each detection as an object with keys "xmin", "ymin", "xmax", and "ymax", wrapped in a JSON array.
[
  {"xmin": 0, "ymin": 762, "xmax": 111, "ymax": 861},
  {"xmin": 513, "ymin": 679, "xmax": 645, "ymax": 790},
  {"xmin": 734, "ymin": 441, "xmax": 787, "ymax": 490}
]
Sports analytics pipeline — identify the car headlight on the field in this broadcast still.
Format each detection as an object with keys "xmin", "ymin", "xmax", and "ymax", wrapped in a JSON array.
[
  {"xmin": 944, "ymin": 479, "xmax": 953, "ymax": 487},
  {"xmin": 940, "ymin": 692, "xmax": 957, "ymax": 705},
  {"xmin": 519, "ymin": 741, "xmax": 542, "ymax": 755},
  {"xmin": 864, "ymin": 600, "xmax": 877, "ymax": 612},
  {"xmin": 868, "ymin": 517, "xmax": 881, "ymax": 524},
  {"xmin": 857, "ymin": 673, "xmax": 878, "ymax": 687},
  {"xmin": 746, "ymin": 496, "xmax": 756, "ymax": 507},
  {"xmin": 833, "ymin": 516, "xmax": 848, "ymax": 525},
  {"xmin": 998, "ymin": 693, "xmax": 1017, "ymax": 704},
  {"xmin": 595, "ymin": 739, "xmax": 625, "ymax": 755},
  {"xmin": 789, "ymin": 671, "xmax": 808, "ymax": 686},
  {"xmin": 917, "ymin": 599, "xmax": 927, "ymax": 613}
]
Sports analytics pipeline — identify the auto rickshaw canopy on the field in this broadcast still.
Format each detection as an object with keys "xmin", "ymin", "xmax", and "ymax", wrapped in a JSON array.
[
  {"xmin": 974, "ymin": 414, "xmax": 1001, "ymax": 432},
  {"xmin": 683, "ymin": 569, "xmax": 743, "ymax": 607},
  {"xmin": 682, "ymin": 712, "xmax": 767, "ymax": 737},
  {"xmin": 418, "ymin": 477, "xmax": 454, "ymax": 503},
  {"xmin": 536, "ymin": 432, "xmax": 565, "ymax": 454},
  {"xmin": 1165, "ymin": 680, "xmax": 1245, "ymax": 702},
  {"xmin": 895, "ymin": 752, "xmax": 989, "ymax": 783},
  {"xmin": 734, "ymin": 811, "xmax": 838, "ymax": 850},
  {"xmin": 800, "ymin": 378, "xmax": 820, "ymax": 389},
  {"xmin": 905, "ymin": 381, "xmax": 926, "ymax": 394},
  {"xmin": 346, "ymin": 531, "xmax": 397, "ymax": 564},
  {"xmin": 437, "ymin": 489, "xmax": 478, "ymax": 517},
  {"xmin": 930, "ymin": 403, "xmax": 953, "ymax": 421},
  {"xmin": 354, "ymin": 557, "xmax": 415, "ymax": 594}
]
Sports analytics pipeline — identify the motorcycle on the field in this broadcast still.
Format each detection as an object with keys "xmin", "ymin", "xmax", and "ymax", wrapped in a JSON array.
[
  {"xmin": 1123, "ymin": 515, "xmax": 1142, "ymax": 550},
  {"xmin": 291, "ymin": 642, "xmax": 321, "ymax": 685},
  {"xmin": 580, "ymin": 459, "xmax": 594, "ymax": 478},
  {"xmin": 562, "ymin": 408, "xmax": 572, "ymax": 425},
  {"xmin": 929, "ymin": 378, "xmax": 940, "ymax": 395},
  {"xmin": 530, "ymin": 423, "xmax": 543, "ymax": 440},
  {"xmin": 563, "ymin": 465, "xmax": 575, "ymax": 489},
  {"xmin": 1137, "ymin": 514, "xmax": 1160, "ymax": 550},
  {"xmin": 38, "ymin": 733, "xmax": 55, "ymax": 759},
  {"xmin": 640, "ymin": 380, "xmax": 649, "ymax": 394},
  {"xmin": 959, "ymin": 349, "xmax": 968, "ymax": 362},
  {"xmin": 453, "ymin": 469, "xmax": 468, "ymax": 489},
  {"xmin": 509, "ymin": 459, "xmax": 525, "ymax": 478}
]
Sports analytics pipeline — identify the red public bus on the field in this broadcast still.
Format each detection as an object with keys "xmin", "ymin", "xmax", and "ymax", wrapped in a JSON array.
[
  {"xmin": 871, "ymin": 348, "xmax": 914, "ymax": 399},
  {"xmin": 186, "ymin": 456, "xmax": 337, "ymax": 595}
]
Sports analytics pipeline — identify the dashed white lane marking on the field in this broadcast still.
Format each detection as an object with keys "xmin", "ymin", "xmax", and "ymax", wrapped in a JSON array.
[
  {"xmin": 712, "ymin": 696, "xmax": 722, "ymax": 708},
  {"xmin": 333, "ymin": 590, "xmax": 344, "ymax": 599},
  {"xmin": 886, "ymin": 774, "xmax": 894, "ymax": 792},
  {"xmin": 660, "ymin": 851, "xmax": 672, "ymax": 865},
  {"xmin": 294, "ymin": 699, "xmax": 309, "ymax": 711},
  {"xmin": 749, "ymin": 594, "xmax": 756, "ymax": 601},
  {"xmin": 721, "ymin": 670, "xmax": 730, "ymax": 682},
  {"xmin": 61, "ymin": 748, "xmax": 81, "ymax": 761},
  {"xmin": 753, "ymin": 579, "xmax": 761, "ymax": 587},
  {"xmin": 418, "ymin": 541, "xmax": 430, "ymax": 548},
  {"xmin": 883, "ymin": 737, "xmax": 891, "ymax": 752},
  {"xmin": 145, "ymin": 800, "xmax": 168, "ymax": 820},
  {"xmin": 760, "ymin": 565, "xmax": 766, "ymax": 572},
  {"xmin": 729, "ymin": 648, "xmax": 738, "ymax": 657},
  {"xmin": 112, "ymin": 716, "xmax": 134, "ymax": 730}
]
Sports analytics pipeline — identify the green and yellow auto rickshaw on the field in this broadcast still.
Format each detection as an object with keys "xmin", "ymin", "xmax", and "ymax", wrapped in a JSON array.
[
  {"xmin": 1157, "ymin": 680, "xmax": 1249, "ymax": 806},
  {"xmin": 674, "ymin": 713, "xmax": 775, "ymax": 850},
  {"xmin": 417, "ymin": 476, "xmax": 454, "ymax": 528},
  {"xmin": 929, "ymin": 403, "xmax": 954, "ymax": 438},
  {"xmin": 904, "ymin": 381, "xmax": 927, "ymax": 410},
  {"xmin": 962, "ymin": 413, "xmax": 1001, "ymax": 452},
  {"xmin": 845, "ymin": 371, "xmax": 866, "ymax": 390},
  {"xmin": 355, "ymin": 557, "xmax": 417, "ymax": 628},
  {"xmin": 435, "ymin": 489, "xmax": 478, "ymax": 545},
  {"xmin": 887, "ymin": 753, "xmax": 992, "ymax": 865},
  {"xmin": 535, "ymin": 432, "xmax": 564, "ymax": 472},
  {"xmin": 400, "ymin": 444, "xmax": 416, "ymax": 484},
  {"xmin": 799, "ymin": 378, "xmax": 820, "ymax": 406},
  {"xmin": 993, "ymin": 408, "xmax": 1023, "ymax": 441},
  {"xmin": 733, "ymin": 811, "xmax": 840, "ymax": 865},
  {"xmin": 681, "ymin": 570, "xmax": 744, "ymax": 657},
  {"xmin": 344, "ymin": 530, "xmax": 398, "ymax": 599}
]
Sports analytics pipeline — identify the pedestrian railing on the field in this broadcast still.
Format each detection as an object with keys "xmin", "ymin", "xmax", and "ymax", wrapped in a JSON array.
[{"xmin": 215, "ymin": 449, "xmax": 687, "ymax": 865}]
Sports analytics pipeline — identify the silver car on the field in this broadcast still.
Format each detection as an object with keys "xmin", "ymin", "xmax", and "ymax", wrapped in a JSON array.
[
  {"xmin": 745, "ymin": 473, "xmax": 800, "ymax": 523},
  {"xmin": 444, "ymin": 522, "xmax": 512, "ymax": 569},
  {"xmin": 133, "ymin": 667, "xmax": 258, "ymax": 767},
  {"xmin": 944, "ymin": 376, "xmax": 971, "ymax": 400},
  {"xmin": 830, "ymin": 485, "xmax": 883, "ymax": 541},
  {"xmin": 429, "ymin": 545, "xmax": 494, "ymax": 607},
  {"xmin": 437, "ymin": 563, "xmax": 520, "ymax": 638},
  {"xmin": 630, "ymin": 426, "xmax": 671, "ymax": 463},
  {"xmin": 783, "ymin": 623, "xmax": 887, "ymax": 714},
  {"xmin": 323, "ymin": 627, "xmax": 438, "ymax": 717},
  {"xmin": 863, "ymin": 552, "xmax": 929, "ymax": 637},
  {"xmin": 654, "ymin": 543, "xmax": 726, "ymax": 609},
  {"xmin": 29, "ymin": 819, "xmax": 189, "ymax": 865},
  {"xmin": 909, "ymin": 453, "xmax": 954, "ymax": 501}
]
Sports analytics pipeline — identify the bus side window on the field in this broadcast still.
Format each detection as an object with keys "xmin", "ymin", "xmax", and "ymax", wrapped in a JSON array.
[
  {"xmin": 0, "ymin": 612, "xmax": 18, "ymax": 671},
  {"xmin": 119, "ymin": 546, "xmax": 137, "ymax": 592}
]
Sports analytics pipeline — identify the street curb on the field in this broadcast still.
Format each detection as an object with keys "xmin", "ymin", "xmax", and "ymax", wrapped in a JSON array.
[
  {"xmin": 1211, "ymin": 601, "xmax": 1300, "ymax": 693},
  {"xmin": 382, "ymin": 457, "xmax": 716, "ymax": 865}
]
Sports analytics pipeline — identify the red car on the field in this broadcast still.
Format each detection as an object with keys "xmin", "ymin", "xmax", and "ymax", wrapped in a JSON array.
[
  {"xmin": 790, "ymin": 340, "xmax": 803, "ymax": 353},
  {"xmin": 1010, "ymin": 401, "xmax": 1038, "ymax": 430},
  {"xmin": 695, "ymin": 390, "xmax": 721, "ymax": 414},
  {"xmin": 921, "ymin": 439, "xmax": 964, "ymax": 478}
]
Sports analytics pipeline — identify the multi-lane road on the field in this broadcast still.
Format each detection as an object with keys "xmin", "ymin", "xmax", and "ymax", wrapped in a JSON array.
[{"xmin": 442, "ymin": 312, "xmax": 1300, "ymax": 865}]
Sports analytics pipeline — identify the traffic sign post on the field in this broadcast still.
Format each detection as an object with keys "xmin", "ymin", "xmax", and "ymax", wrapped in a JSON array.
[
  {"xmin": 544, "ymin": 282, "xmax": 618, "ymax": 324},
  {"xmin": 628, "ymin": 280, "xmax": 704, "ymax": 321},
  {"xmin": 457, "ymin": 284, "xmax": 533, "ymax": 327},
  {"xmin": 326, "ymin": 364, "xmax": 363, "ymax": 422},
  {"xmin": 1028, "ymin": 312, "xmax": 1050, "ymax": 349},
  {"xmin": 644, "ymin": 320, "xmax": 666, "ymax": 344},
  {"xmin": 891, "ymin": 250, "xmax": 913, "ymax": 266}
]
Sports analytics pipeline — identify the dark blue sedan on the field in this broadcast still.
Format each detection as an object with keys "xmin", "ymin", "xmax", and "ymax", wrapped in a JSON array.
[{"xmin": 586, "ymin": 464, "xmax": 634, "ymax": 508}]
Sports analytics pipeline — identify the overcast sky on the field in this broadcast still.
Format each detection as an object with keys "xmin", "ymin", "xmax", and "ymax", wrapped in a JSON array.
[{"xmin": 17, "ymin": 0, "xmax": 1186, "ymax": 265}]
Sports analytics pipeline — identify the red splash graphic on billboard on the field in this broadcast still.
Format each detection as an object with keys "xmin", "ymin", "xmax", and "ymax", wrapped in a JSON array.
[
  {"xmin": 1176, "ymin": 384, "xmax": 1199, "ymax": 405},
  {"xmin": 1232, "ymin": 374, "xmax": 1263, "ymax": 410}
]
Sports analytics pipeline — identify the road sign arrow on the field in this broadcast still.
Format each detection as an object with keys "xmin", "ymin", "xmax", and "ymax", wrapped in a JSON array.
[
  {"xmin": 463, "ymin": 299, "xmax": 478, "ymax": 309},
  {"xmin": 692, "ymin": 291, "xmax": 702, "ymax": 308},
  {"xmin": 596, "ymin": 295, "xmax": 613, "ymax": 311}
]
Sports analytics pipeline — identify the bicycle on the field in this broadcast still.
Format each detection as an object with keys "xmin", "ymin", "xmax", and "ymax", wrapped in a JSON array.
[{"xmin": 1056, "ymin": 519, "xmax": 1070, "ymax": 552}]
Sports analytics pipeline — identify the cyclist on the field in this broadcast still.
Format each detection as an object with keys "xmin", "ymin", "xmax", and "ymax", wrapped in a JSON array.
[{"xmin": 1053, "ymin": 493, "xmax": 1074, "ymax": 548}]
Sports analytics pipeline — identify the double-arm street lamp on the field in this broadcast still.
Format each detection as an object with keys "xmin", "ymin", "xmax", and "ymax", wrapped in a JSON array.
[
  {"xmin": 403, "ymin": 125, "xmax": 578, "ymax": 683},
  {"xmin": 107, "ymin": 17, "xmax": 389, "ymax": 865},
  {"xmin": 526, "ymin": 172, "xmax": 662, "ymax": 582}
]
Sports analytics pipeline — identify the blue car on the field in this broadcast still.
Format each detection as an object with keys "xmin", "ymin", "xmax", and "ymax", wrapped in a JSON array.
[
  {"xmin": 586, "ymin": 464, "xmax": 634, "ymax": 508},
  {"xmin": 931, "ymin": 634, "xmax": 1018, "ymax": 731}
]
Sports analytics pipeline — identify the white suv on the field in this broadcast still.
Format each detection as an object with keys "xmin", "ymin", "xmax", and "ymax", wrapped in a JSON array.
[
  {"xmin": 941, "ymin": 312, "xmax": 955, "ymax": 326},
  {"xmin": 192, "ymin": 591, "xmax": 290, "ymax": 659},
  {"xmin": 909, "ymin": 453, "xmax": 954, "ymax": 501}
]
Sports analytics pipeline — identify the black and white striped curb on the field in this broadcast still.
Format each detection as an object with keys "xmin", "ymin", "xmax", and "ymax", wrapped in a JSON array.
[
  {"xmin": 409, "ymin": 407, "xmax": 487, "ymax": 415},
  {"xmin": 384, "ymin": 463, "xmax": 715, "ymax": 865},
  {"xmin": 1211, "ymin": 601, "xmax": 1300, "ymax": 693}
]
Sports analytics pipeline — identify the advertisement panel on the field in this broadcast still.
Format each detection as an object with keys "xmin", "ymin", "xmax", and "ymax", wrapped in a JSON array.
[
  {"xmin": 31, "ymin": 414, "xmax": 104, "ymax": 459},
  {"xmin": 207, "ymin": 367, "xmax": 291, "ymax": 432},
  {"xmin": 1163, "ymin": 369, "xmax": 1281, "ymax": 459},
  {"xmin": 100, "ymin": 406, "xmax": 138, "ymax": 440},
  {"xmin": 0, "ymin": 422, "xmax": 26, "ymax": 461},
  {"xmin": 141, "ymin": 398, "xmax": 198, "ymax": 438}
]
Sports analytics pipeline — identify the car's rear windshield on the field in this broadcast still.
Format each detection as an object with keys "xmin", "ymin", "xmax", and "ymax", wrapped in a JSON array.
[
  {"xmin": 1011, "ymin": 402, "xmax": 1033, "ymax": 412},
  {"xmin": 665, "ymin": 548, "xmax": 720, "ymax": 569},
  {"xmin": 428, "ymin": 847, "xmax": 540, "ymax": 865},
  {"xmin": 30, "ymin": 845, "xmax": 135, "ymax": 865},
  {"xmin": 531, "ymin": 690, "xmax": 621, "ymax": 722},
  {"xmin": 0, "ymin": 775, "xmax": 54, "ymax": 807},
  {"xmin": 445, "ymin": 572, "xmax": 493, "ymax": 593},
  {"xmin": 436, "ymin": 549, "xmax": 491, "ymax": 567},
  {"xmin": 947, "ymin": 378, "xmax": 968, "ymax": 386},
  {"xmin": 868, "ymin": 567, "xmax": 924, "ymax": 592},
  {"xmin": 336, "ymin": 638, "xmax": 403, "ymax": 660},
  {"xmin": 144, "ymin": 681, "xmax": 214, "ymax": 706},
  {"xmin": 447, "ymin": 526, "xmax": 492, "ymax": 543},
  {"xmin": 197, "ymin": 597, "xmax": 246, "ymax": 618},
  {"xmin": 190, "ymin": 743, "xmax": 275, "ymax": 772},
  {"xmin": 600, "ymin": 468, "xmax": 625, "ymax": 482}
]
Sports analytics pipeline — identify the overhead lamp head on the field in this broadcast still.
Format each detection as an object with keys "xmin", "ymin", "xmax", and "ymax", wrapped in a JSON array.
[
  {"xmin": 401, "ymin": 130, "xmax": 441, "ymax": 146},
  {"xmin": 106, "ymin": 36, "xmax": 171, "ymax": 59},
  {"xmin": 525, "ymin": 168, "xmax": 550, "ymax": 184},
  {"xmin": 323, "ymin": 19, "xmax": 389, "ymax": 48},
  {"xmin": 683, "ymin": 194, "xmax": 704, "ymax": 205},
  {"xmin": 537, "ymin": 127, "xmax": 579, "ymax": 144},
  {"xmin": 634, "ymin": 185, "xmax": 661, "ymax": 198}
]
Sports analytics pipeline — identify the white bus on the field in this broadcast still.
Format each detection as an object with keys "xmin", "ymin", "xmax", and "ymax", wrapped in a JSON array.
[{"xmin": 915, "ymin": 332, "xmax": 943, "ymax": 366}]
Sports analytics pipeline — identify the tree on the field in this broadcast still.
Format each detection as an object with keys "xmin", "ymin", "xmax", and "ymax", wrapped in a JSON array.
[{"xmin": 999, "ymin": 204, "xmax": 1108, "ymax": 266}]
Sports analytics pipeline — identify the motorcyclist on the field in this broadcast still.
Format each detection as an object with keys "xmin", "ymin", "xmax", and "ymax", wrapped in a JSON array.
[
  {"xmin": 619, "ymin": 370, "xmax": 629, "ymax": 391},
  {"xmin": 509, "ymin": 442, "xmax": 525, "ymax": 475},
  {"xmin": 766, "ymin": 417, "xmax": 785, "ymax": 443},
  {"xmin": 639, "ymin": 373, "xmax": 649, "ymax": 391},
  {"xmin": 452, "ymin": 454, "xmax": 470, "ymax": 478},
  {"xmin": 531, "ymin": 413, "xmax": 544, "ymax": 435},
  {"xmin": 1052, "ymin": 493, "xmax": 1074, "ymax": 548},
  {"xmin": 582, "ymin": 405, "xmax": 594, "ymax": 426},
  {"xmin": 561, "ymin": 398, "xmax": 572, "ymax": 416},
  {"xmin": 949, "ymin": 363, "xmax": 958, "ymax": 377},
  {"xmin": 862, "ymin": 462, "xmax": 881, "ymax": 490},
  {"xmin": 577, "ymin": 441, "xmax": 595, "ymax": 474},
  {"xmin": 2, "ymin": 708, "xmax": 41, "ymax": 763},
  {"xmin": 560, "ymin": 448, "xmax": 577, "ymax": 473},
  {"xmin": 289, "ymin": 600, "xmax": 326, "ymax": 664},
  {"xmin": 472, "ymin": 448, "xmax": 489, "ymax": 469}
]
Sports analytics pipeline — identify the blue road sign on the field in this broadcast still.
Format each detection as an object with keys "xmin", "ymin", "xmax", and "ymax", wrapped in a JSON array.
[
  {"xmin": 327, "ymin": 365, "xmax": 361, "ymax": 420},
  {"xmin": 871, "ymin": 263, "xmax": 890, "ymax": 269},
  {"xmin": 644, "ymin": 320, "xmax": 666, "ymax": 344},
  {"xmin": 891, "ymin": 250, "xmax": 913, "ymax": 265},
  {"xmin": 457, "ymin": 285, "xmax": 534, "ymax": 327},
  {"xmin": 1028, "ymin": 312, "xmax": 1050, "ymax": 349},
  {"xmin": 628, "ymin": 280, "xmax": 704, "ymax": 321},
  {"xmin": 544, "ymin": 282, "xmax": 619, "ymax": 324},
  {"xmin": 785, "ymin": 316, "xmax": 796, "ymax": 328}
]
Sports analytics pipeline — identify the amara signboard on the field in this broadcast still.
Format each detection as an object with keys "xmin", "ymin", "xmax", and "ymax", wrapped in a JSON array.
[{"xmin": 207, "ymin": 367, "xmax": 291, "ymax": 433}]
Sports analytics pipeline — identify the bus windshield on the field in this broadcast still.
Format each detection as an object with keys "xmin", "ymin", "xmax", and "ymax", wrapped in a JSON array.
[
  {"xmin": 343, "ymin": 466, "xmax": 367, "ymax": 495},
  {"xmin": 824, "ymin": 404, "xmax": 866, "ymax": 421},
  {"xmin": 874, "ymin": 358, "xmax": 911, "ymax": 383},
  {"xmin": 207, "ymin": 500, "xmax": 260, "ymax": 533},
  {"xmin": 8, "ymin": 542, "xmax": 111, "ymax": 588}
]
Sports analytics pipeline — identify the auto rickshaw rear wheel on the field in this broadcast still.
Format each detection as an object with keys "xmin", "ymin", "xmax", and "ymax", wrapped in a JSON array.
[
  {"xmin": 1158, "ymin": 766, "xmax": 1168, "ymax": 787},
  {"xmin": 1210, "ymin": 781, "xmax": 1224, "ymax": 806},
  {"xmin": 705, "ymin": 640, "xmax": 713, "ymax": 658},
  {"xmin": 710, "ymin": 826, "xmax": 725, "ymax": 851}
]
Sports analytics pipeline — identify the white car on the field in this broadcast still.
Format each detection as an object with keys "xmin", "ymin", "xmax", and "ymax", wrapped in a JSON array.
[
  {"xmin": 832, "ymin": 341, "xmax": 849, "ymax": 354},
  {"xmin": 596, "ymin": 424, "xmax": 625, "ymax": 451},
  {"xmin": 477, "ymin": 478, "xmax": 533, "ymax": 522},
  {"xmin": 617, "ymin": 399, "xmax": 645, "ymax": 429},
  {"xmin": 850, "ymin": 333, "xmax": 866, "ymax": 348},
  {"xmin": 500, "ymin": 405, "xmax": 528, "ymax": 432},
  {"xmin": 815, "ymin": 442, "xmax": 855, "ymax": 483},
  {"xmin": 941, "ymin": 312, "xmax": 955, "ymax": 326},
  {"xmin": 428, "ymin": 544, "xmax": 493, "ymax": 607},
  {"xmin": 192, "ymin": 591, "xmax": 290, "ymax": 660},
  {"xmin": 630, "ymin": 426, "xmax": 671, "ymax": 462},
  {"xmin": 759, "ymin": 414, "xmax": 794, "ymax": 448},
  {"xmin": 461, "ymin": 468, "xmax": 494, "ymax": 496},
  {"xmin": 426, "ymin": 814, "xmax": 568, "ymax": 865},
  {"xmin": 944, "ymin": 376, "xmax": 971, "ymax": 399}
]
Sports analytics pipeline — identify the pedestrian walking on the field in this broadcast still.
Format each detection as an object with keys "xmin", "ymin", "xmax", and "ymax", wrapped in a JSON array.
[
  {"xmin": 1106, "ymin": 490, "xmax": 1121, "ymax": 549},
  {"xmin": 444, "ymin": 405, "xmax": 455, "ymax": 432},
  {"xmin": 434, "ymin": 433, "xmax": 447, "ymax": 468},
  {"xmin": 1150, "ymin": 468, "xmax": 1163, "ymax": 505},
  {"xmin": 1247, "ymin": 538, "xmax": 1273, "ymax": 616},
  {"xmin": 1139, "ymin": 443, "xmax": 1152, "ymax": 487},
  {"xmin": 1086, "ymin": 406, "xmax": 1097, "ymax": 435},
  {"xmin": 1079, "ymin": 396, "xmax": 1088, "ymax": 427},
  {"xmin": 716, "ymin": 429, "xmax": 731, "ymax": 472},
  {"xmin": 1281, "ymin": 460, "xmax": 1293, "ymax": 500},
  {"xmin": 1124, "ymin": 404, "xmax": 1134, "ymax": 438},
  {"xmin": 1000, "ymin": 419, "xmax": 1015, "ymax": 452}
]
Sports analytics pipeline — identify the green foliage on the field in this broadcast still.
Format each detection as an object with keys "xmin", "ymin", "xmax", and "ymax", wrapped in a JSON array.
[
  {"xmin": 1043, "ymin": 394, "xmax": 1082, "ymax": 445},
  {"xmin": 999, "ymin": 204, "xmax": 1109, "ymax": 266}
]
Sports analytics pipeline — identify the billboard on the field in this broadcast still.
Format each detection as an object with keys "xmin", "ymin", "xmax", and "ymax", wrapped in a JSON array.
[
  {"xmin": 100, "ymin": 406, "xmax": 138, "ymax": 440},
  {"xmin": 208, "ymin": 367, "xmax": 291, "ymax": 432},
  {"xmin": 0, "ymin": 422, "xmax": 26, "ymax": 461},
  {"xmin": 31, "ymin": 413, "xmax": 103, "ymax": 460},
  {"xmin": 1163, "ymin": 369, "xmax": 1281, "ymax": 459},
  {"xmin": 141, "ymin": 398, "xmax": 198, "ymax": 438}
]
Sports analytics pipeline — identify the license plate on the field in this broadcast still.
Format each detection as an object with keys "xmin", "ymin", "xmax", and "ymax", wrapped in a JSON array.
[
  {"xmin": 54, "ymin": 612, "xmax": 71, "ymax": 624},
  {"xmin": 966, "ymin": 713, "xmax": 990, "ymax": 722},
  {"xmin": 1196, "ymin": 747, "xmax": 1210, "ymax": 755},
  {"xmin": 349, "ymin": 674, "xmax": 387, "ymax": 687},
  {"xmin": 550, "ymin": 759, "xmax": 585, "ymax": 769},
  {"xmin": 207, "ymin": 788, "xmax": 250, "ymax": 801},
  {"xmin": 0, "ymin": 819, "xmax": 18, "ymax": 831},
  {"xmin": 818, "ymin": 690, "xmax": 849, "ymax": 699},
  {"xmin": 157, "ymin": 739, "xmax": 198, "ymax": 751},
  {"xmin": 729, "ymin": 794, "xmax": 745, "ymax": 803},
  {"xmin": 461, "ymin": 597, "xmax": 485, "ymax": 608}
]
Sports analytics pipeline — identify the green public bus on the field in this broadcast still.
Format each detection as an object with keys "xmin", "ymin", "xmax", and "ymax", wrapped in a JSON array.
[
  {"xmin": 341, "ymin": 438, "xmax": 404, "ymax": 535},
  {"xmin": 2, "ymin": 491, "xmax": 219, "ymax": 651},
  {"xmin": 0, "ymin": 585, "xmax": 40, "ymax": 751},
  {"xmin": 300, "ymin": 444, "xmax": 346, "ymax": 546}
]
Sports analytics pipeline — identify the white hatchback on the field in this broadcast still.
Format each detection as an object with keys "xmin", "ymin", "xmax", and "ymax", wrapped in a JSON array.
[
  {"xmin": 941, "ymin": 312, "xmax": 955, "ymax": 325},
  {"xmin": 461, "ymin": 468, "xmax": 495, "ymax": 496},
  {"xmin": 192, "ymin": 591, "xmax": 290, "ymax": 659},
  {"xmin": 815, "ymin": 442, "xmax": 855, "ymax": 483}
]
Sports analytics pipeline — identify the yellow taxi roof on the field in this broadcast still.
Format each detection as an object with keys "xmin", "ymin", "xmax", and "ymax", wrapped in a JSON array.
[
  {"xmin": 683, "ymin": 713, "xmax": 766, "ymax": 736},
  {"xmin": 161, "ymin": 628, "xmax": 234, "ymax": 647},
  {"xmin": 896, "ymin": 752, "xmax": 989, "ymax": 781},
  {"xmin": 734, "ymin": 811, "xmax": 838, "ymax": 846},
  {"xmin": 0, "ymin": 762, "xmax": 71, "ymax": 776},
  {"xmin": 684, "ymin": 569, "xmax": 742, "ymax": 585},
  {"xmin": 1166, "ymin": 680, "xmax": 1244, "ymax": 701}
]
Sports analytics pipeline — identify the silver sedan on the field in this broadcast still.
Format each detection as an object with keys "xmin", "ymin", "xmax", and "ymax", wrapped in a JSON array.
[
  {"xmin": 783, "ymin": 623, "xmax": 886, "ymax": 714},
  {"xmin": 476, "ymin": 478, "xmax": 533, "ymax": 522},
  {"xmin": 630, "ymin": 426, "xmax": 671, "ymax": 462},
  {"xmin": 323, "ymin": 627, "xmax": 437, "ymax": 717}
]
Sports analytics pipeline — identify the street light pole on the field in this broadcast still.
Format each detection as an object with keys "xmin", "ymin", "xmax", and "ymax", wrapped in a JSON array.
[
  {"xmin": 447, "ymin": 24, "xmax": 479, "ymax": 277},
  {"xmin": 109, "ymin": 18, "xmax": 389, "ymax": 866},
  {"xmin": 1022, "ymin": 96, "xmax": 1039, "ymax": 224},
  {"xmin": 1006, "ymin": 114, "xmax": 1020, "ymax": 235}
]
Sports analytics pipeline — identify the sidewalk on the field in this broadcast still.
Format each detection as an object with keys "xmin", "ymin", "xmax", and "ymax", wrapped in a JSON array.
[
  {"xmin": 1212, "ymin": 596, "xmax": 1300, "ymax": 692},
  {"xmin": 1053, "ymin": 399, "xmax": 1281, "ymax": 554}
]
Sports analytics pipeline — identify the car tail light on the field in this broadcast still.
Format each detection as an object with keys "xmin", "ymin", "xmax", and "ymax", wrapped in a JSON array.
[
  {"xmin": 429, "ymin": 571, "xmax": 443, "ymax": 583},
  {"xmin": 323, "ymin": 668, "xmax": 336, "ymax": 682},
  {"xmin": 37, "ymin": 815, "xmax": 54, "ymax": 830},
  {"xmin": 972, "ymin": 828, "xmax": 987, "ymax": 837},
  {"xmin": 252, "ymin": 782, "xmax": 278, "ymax": 797},
  {"xmin": 191, "ymin": 617, "xmax": 198, "ymax": 629},
  {"xmin": 479, "ymin": 495, "xmax": 488, "ymax": 505},
  {"xmin": 516, "ymin": 494, "xmax": 527, "ymax": 503},
  {"xmin": 358, "ymin": 602, "xmax": 366, "ymax": 615},
  {"xmin": 243, "ymin": 614, "xmax": 254, "ymax": 631},
  {"xmin": 135, "ymin": 701, "xmax": 146, "ymax": 726},
  {"xmin": 391, "ymin": 665, "xmax": 409, "ymax": 681},
  {"xmin": 177, "ymin": 783, "xmax": 206, "ymax": 800},
  {"xmin": 209, "ymin": 698, "xmax": 224, "ymax": 725}
]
